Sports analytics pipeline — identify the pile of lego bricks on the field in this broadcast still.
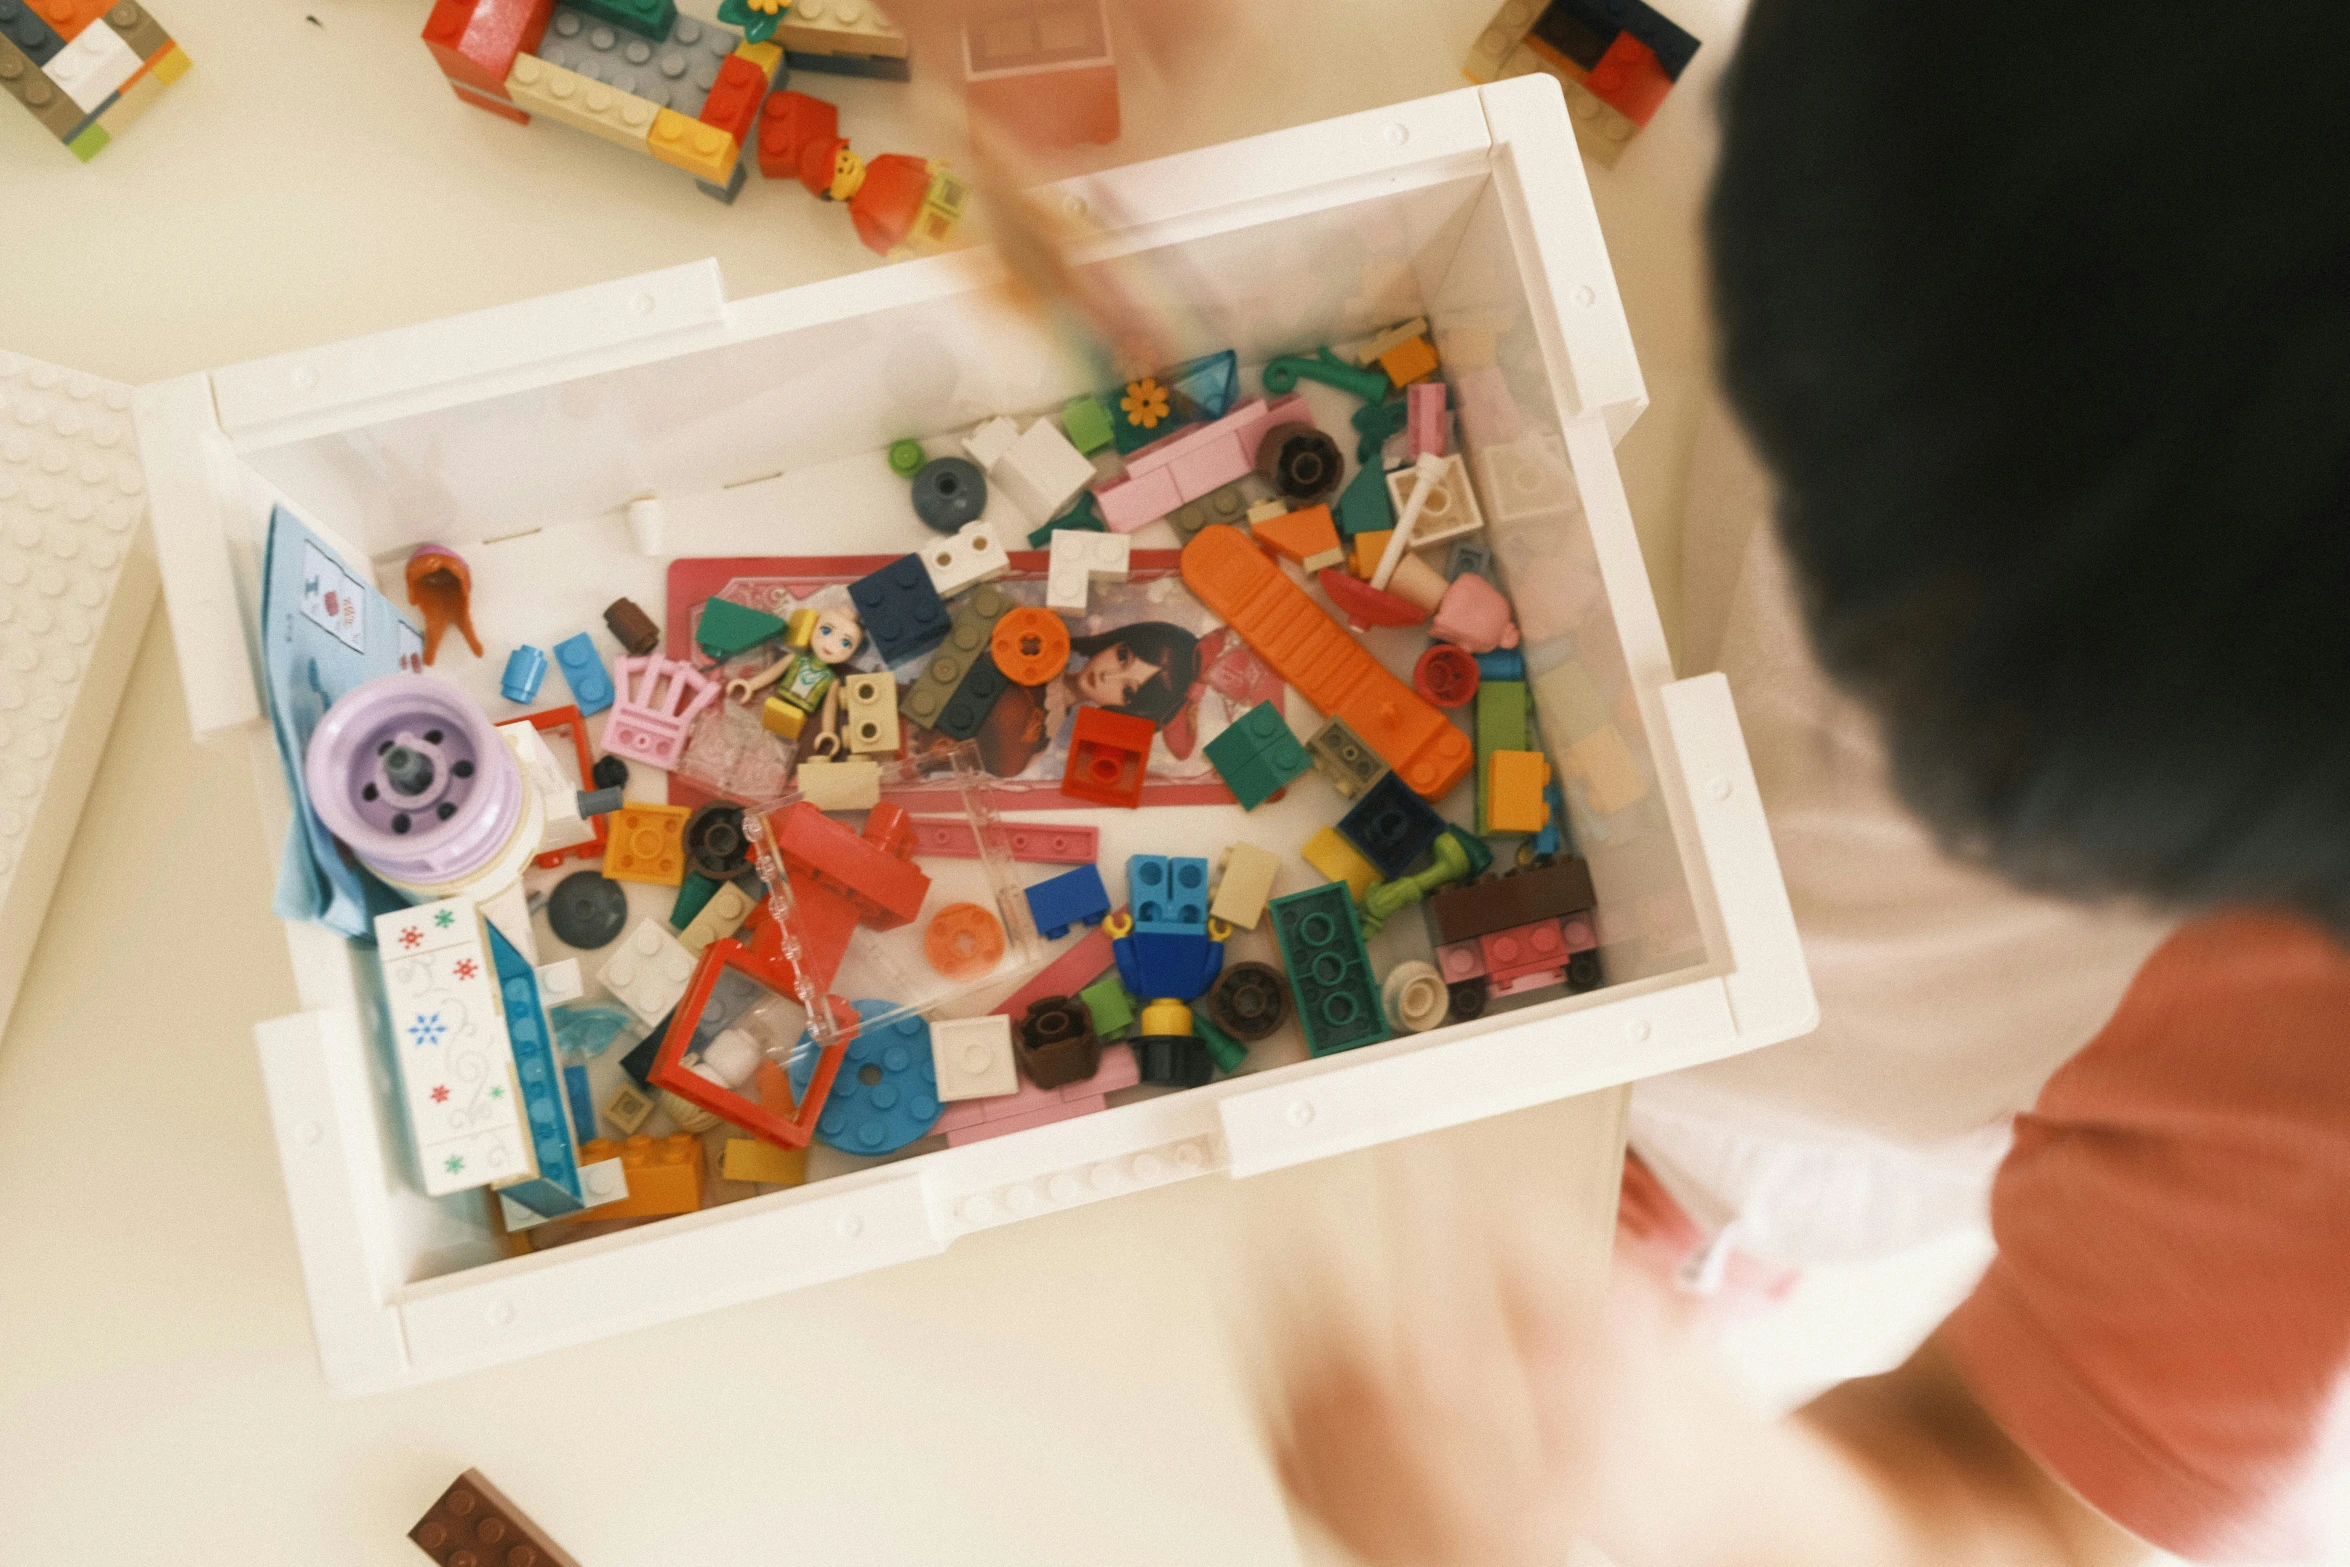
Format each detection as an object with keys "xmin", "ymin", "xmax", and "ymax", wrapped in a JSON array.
[
  {"xmin": 1462, "ymin": 0, "xmax": 1699, "ymax": 164},
  {"xmin": 0, "ymin": 0, "xmax": 189, "ymax": 162}
]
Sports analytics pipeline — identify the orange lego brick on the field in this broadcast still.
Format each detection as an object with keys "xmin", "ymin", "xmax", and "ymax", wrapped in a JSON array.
[
  {"xmin": 1486, "ymin": 749, "xmax": 1553, "ymax": 835},
  {"xmin": 602, "ymin": 800, "xmax": 691, "ymax": 885},
  {"xmin": 1251, "ymin": 503, "xmax": 1343, "ymax": 572},
  {"xmin": 1348, "ymin": 530, "xmax": 1391, "ymax": 580},
  {"xmin": 1377, "ymin": 334, "xmax": 1439, "ymax": 388},
  {"xmin": 556, "ymin": 1134, "xmax": 705, "ymax": 1219},
  {"xmin": 1181, "ymin": 525, "xmax": 1473, "ymax": 800},
  {"xmin": 25, "ymin": 0, "xmax": 109, "ymax": 40},
  {"xmin": 649, "ymin": 107, "xmax": 739, "ymax": 182}
]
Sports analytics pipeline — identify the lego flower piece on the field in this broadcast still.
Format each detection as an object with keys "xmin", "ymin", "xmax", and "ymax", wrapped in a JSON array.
[{"xmin": 1121, "ymin": 377, "xmax": 1170, "ymax": 429}]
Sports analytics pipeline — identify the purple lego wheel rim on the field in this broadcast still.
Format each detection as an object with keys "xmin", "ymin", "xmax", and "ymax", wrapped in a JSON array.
[{"xmin": 303, "ymin": 674, "xmax": 523, "ymax": 886}]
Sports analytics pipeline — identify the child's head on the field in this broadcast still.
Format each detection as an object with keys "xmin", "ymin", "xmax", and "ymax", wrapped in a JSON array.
[
  {"xmin": 1710, "ymin": 0, "xmax": 2350, "ymax": 933},
  {"xmin": 1068, "ymin": 622, "xmax": 1200, "ymax": 726}
]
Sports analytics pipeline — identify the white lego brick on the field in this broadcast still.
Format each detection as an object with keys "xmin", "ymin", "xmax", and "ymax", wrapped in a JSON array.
[
  {"xmin": 498, "ymin": 718, "xmax": 595, "ymax": 854},
  {"xmin": 794, "ymin": 758, "xmax": 882, "ymax": 811},
  {"xmin": 931, "ymin": 1014, "xmax": 1017, "ymax": 1101},
  {"xmin": 598, "ymin": 918, "xmax": 699, "ymax": 1028},
  {"xmin": 536, "ymin": 958, "xmax": 584, "ymax": 1007},
  {"xmin": 920, "ymin": 519, "xmax": 1010, "ymax": 599},
  {"xmin": 1386, "ymin": 452, "xmax": 1485, "ymax": 550},
  {"xmin": 45, "ymin": 19, "xmax": 143, "ymax": 114},
  {"xmin": 994, "ymin": 419, "xmax": 1097, "ymax": 526},
  {"xmin": 475, "ymin": 878, "xmax": 540, "ymax": 966},
  {"xmin": 677, "ymin": 880, "xmax": 757, "ymax": 956},
  {"xmin": 0, "ymin": 352, "xmax": 156, "ymax": 1037},
  {"xmin": 1045, "ymin": 528, "xmax": 1130, "ymax": 611},
  {"xmin": 374, "ymin": 898, "xmax": 534, "ymax": 1195},
  {"xmin": 961, "ymin": 415, "xmax": 1020, "ymax": 471},
  {"xmin": 1210, "ymin": 842, "xmax": 1279, "ymax": 931}
]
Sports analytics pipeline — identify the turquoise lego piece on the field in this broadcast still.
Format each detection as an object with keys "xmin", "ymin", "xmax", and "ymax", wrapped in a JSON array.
[
  {"xmin": 1268, "ymin": 883, "xmax": 1388, "ymax": 1057},
  {"xmin": 1111, "ymin": 349, "xmax": 1238, "ymax": 455},
  {"xmin": 1026, "ymin": 491, "xmax": 1107, "ymax": 549},
  {"xmin": 1128, "ymin": 854, "xmax": 1210, "ymax": 930},
  {"xmin": 788, "ymin": 999, "xmax": 941, "ymax": 1154},
  {"xmin": 1263, "ymin": 346, "xmax": 1391, "ymax": 406},
  {"xmin": 669, "ymin": 870, "xmax": 722, "ymax": 930},
  {"xmin": 572, "ymin": 0, "xmax": 677, "ymax": 40},
  {"xmin": 1195, "ymin": 1012, "xmax": 1248, "ymax": 1075},
  {"xmin": 1202, "ymin": 700, "xmax": 1312, "ymax": 810},
  {"xmin": 486, "ymin": 925, "xmax": 586, "ymax": 1217},
  {"xmin": 1334, "ymin": 460, "xmax": 1395, "ymax": 538}
]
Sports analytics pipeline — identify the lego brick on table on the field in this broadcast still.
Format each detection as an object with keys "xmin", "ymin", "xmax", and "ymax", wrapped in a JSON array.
[
  {"xmin": 794, "ymin": 758, "xmax": 883, "ymax": 812},
  {"xmin": 551, "ymin": 632, "xmax": 613, "ymax": 715},
  {"xmin": 966, "ymin": 416, "xmax": 1095, "ymax": 527},
  {"xmin": 1090, "ymin": 394, "xmax": 1310, "ymax": 533},
  {"xmin": 96, "ymin": 0, "xmax": 170, "ymax": 58},
  {"xmin": 1338, "ymin": 772, "xmax": 1447, "ymax": 879},
  {"xmin": 411, "ymin": 1470, "xmax": 584, "ymax": 1567},
  {"xmin": 1126, "ymin": 854, "xmax": 1209, "ymax": 930},
  {"xmin": 773, "ymin": 0, "xmax": 906, "ymax": 61},
  {"xmin": 676, "ymin": 878, "xmax": 757, "ymax": 955},
  {"xmin": 1202, "ymin": 699, "xmax": 1310, "ymax": 811},
  {"xmin": 423, "ymin": 0, "xmax": 556, "ymax": 101},
  {"xmin": 910, "ymin": 815, "xmax": 1097, "ymax": 865},
  {"xmin": 1181, "ymin": 525, "xmax": 1472, "ymax": 799},
  {"xmin": 850, "ymin": 553, "xmax": 952, "ymax": 665},
  {"xmin": 536, "ymin": 957, "xmax": 585, "ymax": 1006},
  {"xmin": 1045, "ymin": 528, "xmax": 1129, "ymax": 612},
  {"xmin": 39, "ymin": 10, "xmax": 134, "ymax": 112},
  {"xmin": 1427, "ymin": 858, "xmax": 1597, "ymax": 946},
  {"xmin": 559, "ymin": 1133, "xmax": 705, "ymax": 1218},
  {"xmin": 1306, "ymin": 716, "xmax": 1388, "ymax": 800},
  {"xmin": 1386, "ymin": 452, "xmax": 1484, "ymax": 551},
  {"xmin": 695, "ymin": 47, "xmax": 768, "ymax": 144},
  {"xmin": 1022, "ymin": 863, "xmax": 1110, "ymax": 940},
  {"xmin": 994, "ymin": 919, "xmax": 1115, "ymax": 1016},
  {"xmin": 1408, "ymin": 381, "xmax": 1449, "ymax": 460},
  {"xmin": 1268, "ymin": 883, "xmax": 1388, "ymax": 1057},
  {"xmin": 766, "ymin": 799, "xmax": 930, "ymax": 929},
  {"xmin": 931, "ymin": 1013, "xmax": 1017, "ymax": 1101},
  {"xmin": 485, "ymin": 924, "xmax": 587, "ymax": 1216},
  {"xmin": 938, "ymin": 1037, "xmax": 1139, "ymax": 1141},
  {"xmin": 1209, "ymin": 843, "xmax": 1279, "ymax": 931},
  {"xmin": 724, "ymin": 1136, "xmax": 808, "ymax": 1185},
  {"xmin": 1165, "ymin": 480, "xmax": 1251, "ymax": 543},
  {"xmin": 0, "ymin": 1, "xmax": 64, "ymax": 63},
  {"xmin": 903, "ymin": 583, "xmax": 1011, "ymax": 733},
  {"xmin": 1474, "ymin": 677, "xmax": 1527, "ymax": 832},
  {"xmin": 21, "ymin": 0, "xmax": 112, "ymax": 43},
  {"xmin": 565, "ymin": 0, "xmax": 675, "ymax": 42},
  {"xmin": 504, "ymin": 52, "xmax": 660, "ymax": 151},
  {"xmin": 1, "ymin": 32, "xmax": 83, "ymax": 142},
  {"xmin": 1062, "ymin": 705, "xmax": 1153, "ymax": 808},
  {"xmin": 599, "ymin": 918, "xmax": 700, "ymax": 1026},
  {"xmin": 531, "ymin": 13, "xmax": 736, "ymax": 115},
  {"xmin": 931, "ymin": 652, "xmax": 1009, "ymax": 742},
  {"xmin": 1486, "ymin": 749, "xmax": 1553, "ymax": 835},
  {"xmin": 841, "ymin": 671, "xmax": 899, "ymax": 754},
  {"xmin": 374, "ymin": 898, "xmax": 533, "ymax": 1196},
  {"xmin": 1302, "ymin": 825, "xmax": 1379, "ymax": 902},
  {"xmin": 649, "ymin": 104, "xmax": 739, "ymax": 181},
  {"xmin": 918, "ymin": 519, "xmax": 1011, "ymax": 601},
  {"xmin": 604, "ymin": 595, "xmax": 661, "ymax": 655},
  {"xmin": 602, "ymin": 800, "xmax": 690, "ymax": 885},
  {"xmin": 603, "ymin": 654, "xmax": 720, "ymax": 770},
  {"xmin": 1077, "ymin": 971, "xmax": 1134, "ymax": 1040},
  {"xmin": 1062, "ymin": 393, "xmax": 1114, "ymax": 455}
]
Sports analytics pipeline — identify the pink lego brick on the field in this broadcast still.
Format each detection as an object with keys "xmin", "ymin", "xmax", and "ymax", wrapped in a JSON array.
[
  {"xmin": 1408, "ymin": 381, "xmax": 1449, "ymax": 460},
  {"xmin": 908, "ymin": 816, "xmax": 1099, "ymax": 864},
  {"xmin": 602, "ymin": 655, "xmax": 720, "ymax": 770},
  {"xmin": 1436, "ymin": 937, "xmax": 1485, "ymax": 982},
  {"xmin": 1093, "ymin": 394, "xmax": 1311, "ymax": 532},
  {"xmin": 935, "ymin": 1042, "xmax": 1137, "ymax": 1139},
  {"xmin": 1562, "ymin": 913, "xmax": 1597, "ymax": 951},
  {"xmin": 1480, "ymin": 917, "xmax": 1571, "ymax": 987},
  {"xmin": 944, "ymin": 1097, "xmax": 1097, "ymax": 1146},
  {"xmin": 993, "ymin": 920, "xmax": 1117, "ymax": 1018}
]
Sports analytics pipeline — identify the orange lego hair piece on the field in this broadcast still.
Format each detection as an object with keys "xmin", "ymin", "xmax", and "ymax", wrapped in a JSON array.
[
  {"xmin": 405, "ymin": 546, "xmax": 482, "ymax": 664},
  {"xmin": 1251, "ymin": 503, "xmax": 1343, "ymax": 572},
  {"xmin": 1182, "ymin": 525, "xmax": 1473, "ymax": 799},
  {"xmin": 990, "ymin": 606, "xmax": 1071, "ymax": 686},
  {"xmin": 924, "ymin": 902, "xmax": 1006, "ymax": 981}
]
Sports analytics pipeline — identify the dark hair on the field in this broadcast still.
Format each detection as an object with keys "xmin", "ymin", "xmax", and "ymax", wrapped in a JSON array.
[
  {"xmin": 1709, "ymin": 0, "xmax": 2350, "ymax": 934},
  {"xmin": 1069, "ymin": 622, "xmax": 1200, "ymax": 726}
]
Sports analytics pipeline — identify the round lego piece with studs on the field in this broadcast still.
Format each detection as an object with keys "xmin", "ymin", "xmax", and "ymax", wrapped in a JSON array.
[
  {"xmin": 1382, "ymin": 960, "xmax": 1450, "ymax": 1033},
  {"xmin": 790, "ymin": 999, "xmax": 942, "ymax": 1154},
  {"xmin": 302, "ymin": 673, "xmax": 524, "ymax": 886},
  {"xmin": 989, "ymin": 606, "xmax": 1072, "ymax": 686},
  {"xmin": 1016, "ymin": 995, "xmax": 1101, "ymax": 1088},
  {"xmin": 911, "ymin": 456, "xmax": 987, "ymax": 533},
  {"xmin": 923, "ymin": 902, "xmax": 1005, "ymax": 980},
  {"xmin": 548, "ymin": 870, "xmax": 630, "ymax": 951},
  {"xmin": 1412, "ymin": 644, "xmax": 1480, "ymax": 708},
  {"xmin": 887, "ymin": 437, "xmax": 927, "ymax": 477},
  {"xmin": 683, "ymin": 802, "xmax": 751, "ymax": 881},
  {"xmin": 1256, "ymin": 421, "xmax": 1343, "ymax": 506},
  {"xmin": 1209, "ymin": 961, "xmax": 1289, "ymax": 1041}
]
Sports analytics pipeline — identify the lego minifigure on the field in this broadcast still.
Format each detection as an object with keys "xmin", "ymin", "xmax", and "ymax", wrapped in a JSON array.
[{"xmin": 728, "ymin": 604, "xmax": 865, "ymax": 756}]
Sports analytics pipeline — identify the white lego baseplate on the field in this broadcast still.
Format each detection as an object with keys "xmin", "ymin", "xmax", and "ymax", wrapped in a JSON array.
[{"xmin": 0, "ymin": 351, "xmax": 159, "ymax": 1037}]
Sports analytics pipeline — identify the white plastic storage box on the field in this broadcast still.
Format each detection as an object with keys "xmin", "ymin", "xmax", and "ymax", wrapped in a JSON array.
[{"xmin": 137, "ymin": 77, "xmax": 1813, "ymax": 1393}]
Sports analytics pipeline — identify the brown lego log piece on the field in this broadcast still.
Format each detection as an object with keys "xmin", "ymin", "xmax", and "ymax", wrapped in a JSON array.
[
  {"xmin": 1426, "ymin": 858, "xmax": 1595, "ymax": 946},
  {"xmin": 410, "ymin": 1469, "xmax": 583, "ymax": 1567}
]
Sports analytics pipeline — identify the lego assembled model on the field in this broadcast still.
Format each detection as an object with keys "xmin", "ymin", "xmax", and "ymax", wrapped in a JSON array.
[
  {"xmin": 1462, "ymin": 0, "xmax": 1699, "ymax": 165},
  {"xmin": 0, "ymin": 0, "xmax": 189, "ymax": 162}
]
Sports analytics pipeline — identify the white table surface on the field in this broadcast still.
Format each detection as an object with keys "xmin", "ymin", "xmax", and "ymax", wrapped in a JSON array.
[{"xmin": 0, "ymin": 1, "xmax": 1733, "ymax": 1559}]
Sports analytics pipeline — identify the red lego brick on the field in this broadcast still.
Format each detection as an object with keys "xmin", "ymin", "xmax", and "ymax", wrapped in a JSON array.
[
  {"xmin": 756, "ymin": 87, "xmax": 838, "ymax": 184},
  {"xmin": 448, "ymin": 78, "xmax": 532, "ymax": 123},
  {"xmin": 410, "ymin": 1470, "xmax": 582, "ymax": 1567},
  {"xmin": 421, "ymin": 0, "xmax": 554, "ymax": 101},
  {"xmin": 1584, "ymin": 31, "xmax": 1672, "ymax": 126},
  {"xmin": 697, "ymin": 51, "xmax": 768, "ymax": 147},
  {"xmin": 770, "ymin": 800, "xmax": 930, "ymax": 929},
  {"xmin": 649, "ymin": 924, "xmax": 849, "ymax": 1153},
  {"xmin": 1062, "ymin": 706, "xmax": 1153, "ymax": 808}
]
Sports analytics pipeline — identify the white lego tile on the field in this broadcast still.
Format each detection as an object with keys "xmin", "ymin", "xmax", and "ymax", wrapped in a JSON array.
[
  {"xmin": 919, "ymin": 519, "xmax": 1010, "ymax": 600},
  {"xmin": 993, "ymin": 420, "xmax": 1096, "ymax": 526},
  {"xmin": 1386, "ymin": 452, "xmax": 1485, "ymax": 549},
  {"xmin": 44, "ymin": 19, "xmax": 143, "ymax": 114},
  {"xmin": 374, "ymin": 899, "xmax": 534, "ymax": 1195},
  {"xmin": 536, "ymin": 957, "xmax": 584, "ymax": 1006},
  {"xmin": 931, "ymin": 1014, "xmax": 1017, "ymax": 1101},
  {"xmin": 597, "ymin": 918, "xmax": 699, "ymax": 1027},
  {"xmin": 1045, "ymin": 528, "xmax": 1130, "ymax": 611}
]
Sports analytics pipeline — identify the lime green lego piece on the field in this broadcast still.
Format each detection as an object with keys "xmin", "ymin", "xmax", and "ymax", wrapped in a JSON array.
[
  {"xmin": 1079, "ymin": 972, "xmax": 1135, "ymax": 1041},
  {"xmin": 888, "ymin": 438, "xmax": 926, "ymax": 478},
  {"xmin": 1475, "ymin": 679, "xmax": 1528, "ymax": 833},
  {"xmin": 68, "ymin": 123, "xmax": 109, "ymax": 161},
  {"xmin": 1062, "ymin": 395, "xmax": 1115, "ymax": 456}
]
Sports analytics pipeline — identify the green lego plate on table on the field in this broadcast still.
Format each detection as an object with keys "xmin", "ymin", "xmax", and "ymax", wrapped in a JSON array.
[{"xmin": 1268, "ymin": 883, "xmax": 1388, "ymax": 1057}]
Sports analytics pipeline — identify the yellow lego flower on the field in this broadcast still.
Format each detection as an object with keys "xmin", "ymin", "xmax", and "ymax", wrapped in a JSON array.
[{"xmin": 1121, "ymin": 378, "xmax": 1170, "ymax": 429}]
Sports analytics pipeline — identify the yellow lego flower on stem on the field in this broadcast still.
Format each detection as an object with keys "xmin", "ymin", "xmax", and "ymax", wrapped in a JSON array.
[{"xmin": 1122, "ymin": 378, "xmax": 1170, "ymax": 429}]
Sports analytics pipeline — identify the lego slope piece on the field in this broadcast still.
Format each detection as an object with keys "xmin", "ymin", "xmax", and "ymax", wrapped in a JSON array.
[
  {"xmin": 423, "ymin": 0, "xmax": 557, "ymax": 105},
  {"xmin": 0, "ymin": 351, "xmax": 154, "ymax": 1035},
  {"xmin": 411, "ymin": 1471, "xmax": 583, "ymax": 1567},
  {"xmin": 374, "ymin": 898, "xmax": 535, "ymax": 1195},
  {"xmin": 1268, "ymin": 883, "xmax": 1388, "ymax": 1057},
  {"xmin": 1183, "ymin": 526, "xmax": 1471, "ymax": 800}
]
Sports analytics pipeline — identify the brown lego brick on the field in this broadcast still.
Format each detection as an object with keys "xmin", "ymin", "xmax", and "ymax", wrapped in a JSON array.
[
  {"xmin": 0, "ymin": 32, "xmax": 81, "ymax": 140},
  {"xmin": 1427, "ymin": 859, "xmax": 1596, "ymax": 946},
  {"xmin": 98, "ymin": 1, "xmax": 169, "ymax": 59},
  {"xmin": 603, "ymin": 596, "xmax": 660, "ymax": 656},
  {"xmin": 410, "ymin": 1469, "xmax": 583, "ymax": 1567}
]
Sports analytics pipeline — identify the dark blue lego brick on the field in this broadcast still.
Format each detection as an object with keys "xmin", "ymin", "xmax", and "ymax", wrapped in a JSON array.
[
  {"xmin": 1113, "ymin": 928, "xmax": 1224, "ymax": 1004},
  {"xmin": 0, "ymin": 0, "xmax": 64, "ymax": 64},
  {"xmin": 1336, "ymin": 772, "xmax": 1447, "ymax": 880},
  {"xmin": 849, "ymin": 553, "xmax": 951, "ymax": 666},
  {"xmin": 933, "ymin": 651, "xmax": 1008, "ymax": 742},
  {"xmin": 1025, "ymin": 864, "xmax": 1110, "ymax": 939},
  {"xmin": 784, "ymin": 48, "xmax": 911, "ymax": 81}
]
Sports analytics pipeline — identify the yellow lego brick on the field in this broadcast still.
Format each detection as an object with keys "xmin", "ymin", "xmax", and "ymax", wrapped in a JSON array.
[
  {"xmin": 1565, "ymin": 724, "xmax": 1648, "ymax": 815},
  {"xmin": 1302, "ymin": 826, "xmax": 1379, "ymax": 902},
  {"xmin": 1349, "ymin": 531, "xmax": 1391, "ymax": 579},
  {"xmin": 776, "ymin": 0, "xmax": 908, "ymax": 60},
  {"xmin": 760, "ymin": 694, "xmax": 807, "ymax": 739},
  {"xmin": 506, "ymin": 53, "xmax": 659, "ymax": 152},
  {"xmin": 148, "ymin": 41, "xmax": 190, "ymax": 84},
  {"xmin": 733, "ymin": 39, "xmax": 784, "ymax": 79},
  {"xmin": 722, "ymin": 1138, "xmax": 808, "ymax": 1186},
  {"xmin": 649, "ymin": 108, "xmax": 739, "ymax": 182},
  {"xmin": 1486, "ymin": 750, "xmax": 1553, "ymax": 835},
  {"xmin": 603, "ymin": 801, "xmax": 692, "ymax": 886}
]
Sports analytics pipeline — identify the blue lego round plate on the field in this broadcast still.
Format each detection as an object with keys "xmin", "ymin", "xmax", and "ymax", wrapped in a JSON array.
[{"xmin": 788, "ymin": 1000, "xmax": 942, "ymax": 1155}]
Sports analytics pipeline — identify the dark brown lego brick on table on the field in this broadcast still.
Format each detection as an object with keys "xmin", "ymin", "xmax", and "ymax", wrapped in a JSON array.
[
  {"xmin": 411, "ymin": 1469, "xmax": 583, "ymax": 1567},
  {"xmin": 1426, "ymin": 858, "xmax": 1596, "ymax": 946}
]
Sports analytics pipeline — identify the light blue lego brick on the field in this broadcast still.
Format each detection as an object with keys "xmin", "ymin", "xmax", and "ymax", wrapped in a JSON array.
[
  {"xmin": 561, "ymin": 1062, "xmax": 596, "ymax": 1138},
  {"xmin": 552, "ymin": 631, "xmax": 613, "ymax": 715},
  {"xmin": 487, "ymin": 925, "xmax": 585, "ymax": 1217},
  {"xmin": 1127, "ymin": 853, "xmax": 1209, "ymax": 932},
  {"xmin": 534, "ymin": 4, "xmax": 738, "ymax": 116}
]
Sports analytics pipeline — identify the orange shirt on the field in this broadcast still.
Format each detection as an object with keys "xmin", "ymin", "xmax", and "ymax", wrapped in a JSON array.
[{"xmin": 1944, "ymin": 914, "xmax": 2350, "ymax": 1560}]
